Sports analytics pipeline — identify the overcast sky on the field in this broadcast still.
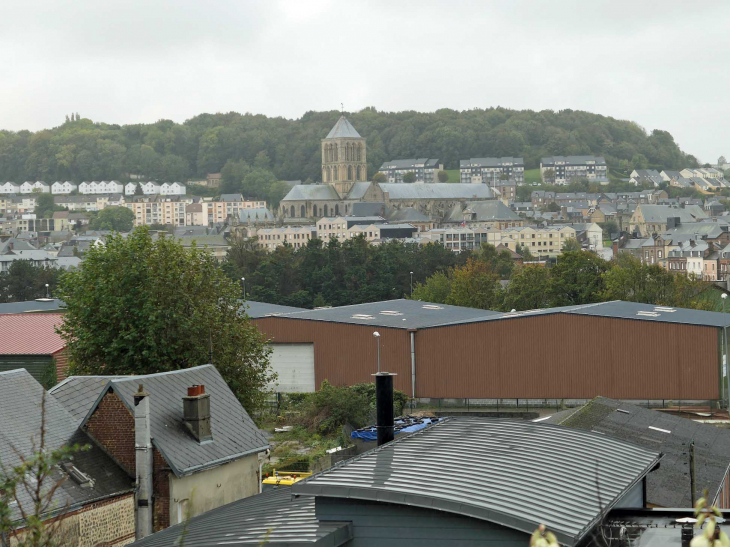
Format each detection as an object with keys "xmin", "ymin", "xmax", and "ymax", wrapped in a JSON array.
[{"xmin": 1, "ymin": 0, "xmax": 727, "ymax": 163}]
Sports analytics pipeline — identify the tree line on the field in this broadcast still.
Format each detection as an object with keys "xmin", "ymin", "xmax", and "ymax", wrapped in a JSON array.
[
  {"xmin": 0, "ymin": 107, "xmax": 697, "ymax": 186},
  {"xmin": 223, "ymin": 235, "xmax": 714, "ymax": 312}
]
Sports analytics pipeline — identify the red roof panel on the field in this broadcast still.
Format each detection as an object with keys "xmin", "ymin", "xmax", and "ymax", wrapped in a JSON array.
[{"xmin": 0, "ymin": 313, "xmax": 66, "ymax": 355}]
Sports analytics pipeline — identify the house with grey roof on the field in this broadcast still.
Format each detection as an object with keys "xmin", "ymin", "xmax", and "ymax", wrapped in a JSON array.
[
  {"xmin": 629, "ymin": 203, "xmax": 708, "ymax": 237},
  {"xmin": 66, "ymin": 364, "xmax": 269, "ymax": 533},
  {"xmin": 459, "ymin": 156, "xmax": 524, "ymax": 183},
  {"xmin": 377, "ymin": 158, "xmax": 443, "ymax": 183},
  {"xmin": 544, "ymin": 396, "xmax": 730, "ymax": 509},
  {"xmin": 540, "ymin": 156, "xmax": 608, "ymax": 185},
  {"xmin": 130, "ymin": 417, "xmax": 661, "ymax": 547},
  {"xmin": 443, "ymin": 200, "xmax": 523, "ymax": 229},
  {"xmin": 629, "ymin": 169, "xmax": 664, "ymax": 187},
  {"xmin": 1, "ymin": 369, "xmax": 134, "ymax": 545}
]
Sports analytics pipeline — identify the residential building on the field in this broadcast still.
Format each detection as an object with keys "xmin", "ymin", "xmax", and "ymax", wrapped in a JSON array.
[
  {"xmin": 0, "ymin": 249, "xmax": 58, "ymax": 272},
  {"xmin": 719, "ymin": 243, "xmax": 730, "ymax": 280},
  {"xmin": 377, "ymin": 158, "xmax": 443, "ymax": 183},
  {"xmin": 19, "ymin": 181, "xmax": 50, "ymax": 194},
  {"xmin": 54, "ymin": 194, "xmax": 121, "ymax": 212},
  {"xmin": 681, "ymin": 167, "xmax": 725, "ymax": 180},
  {"xmin": 0, "ymin": 181, "xmax": 20, "ymax": 194},
  {"xmin": 629, "ymin": 204, "xmax": 707, "ymax": 237},
  {"xmin": 254, "ymin": 225, "xmax": 317, "ymax": 250},
  {"xmin": 547, "ymin": 397, "xmax": 730, "ymax": 508},
  {"xmin": 125, "ymin": 182, "xmax": 139, "ymax": 195},
  {"xmin": 418, "ymin": 226, "xmax": 488, "ymax": 252},
  {"xmin": 142, "ymin": 181, "xmax": 162, "ymax": 195},
  {"xmin": 496, "ymin": 225, "xmax": 577, "ymax": 257},
  {"xmin": 629, "ymin": 169, "xmax": 663, "ymax": 186},
  {"xmin": 0, "ymin": 313, "xmax": 69, "ymax": 382},
  {"xmin": 459, "ymin": 157, "xmax": 525, "ymax": 184},
  {"xmin": 165, "ymin": 226, "xmax": 230, "ymax": 260},
  {"xmin": 347, "ymin": 223, "xmax": 417, "ymax": 242},
  {"xmin": 160, "ymin": 182, "xmax": 187, "ymax": 195},
  {"xmin": 126, "ymin": 197, "xmax": 187, "ymax": 227},
  {"xmin": 207, "ymin": 194, "xmax": 268, "ymax": 224},
  {"xmin": 385, "ymin": 207, "xmax": 436, "ymax": 232},
  {"xmin": 442, "ymin": 200, "xmax": 523, "ymax": 229},
  {"xmin": 660, "ymin": 170, "xmax": 682, "ymax": 182},
  {"xmin": 185, "ymin": 203, "xmax": 206, "ymax": 226},
  {"xmin": 316, "ymin": 216, "xmax": 386, "ymax": 241},
  {"xmin": 1, "ymin": 369, "xmax": 135, "ymax": 547},
  {"xmin": 206, "ymin": 172, "xmax": 222, "ymax": 187},
  {"xmin": 493, "ymin": 179, "xmax": 516, "ymax": 200},
  {"xmin": 51, "ymin": 181, "xmax": 78, "ymax": 194},
  {"xmin": 129, "ymin": 418, "xmax": 659, "ymax": 547},
  {"xmin": 540, "ymin": 156, "xmax": 608, "ymax": 185}
]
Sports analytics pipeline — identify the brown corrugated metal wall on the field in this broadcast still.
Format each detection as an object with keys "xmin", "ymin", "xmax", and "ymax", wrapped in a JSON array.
[
  {"xmin": 255, "ymin": 314, "xmax": 721, "ymax": 400},
  {"xmin": 415, "ymin": 314, "xmax": 720, "ymax": 400},
  {"xmin": 254, "ymin": 318, "xmax": 413, "ymax": 394}
]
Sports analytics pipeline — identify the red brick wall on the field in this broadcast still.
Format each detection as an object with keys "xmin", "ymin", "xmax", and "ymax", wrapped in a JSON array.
[
  {"xmin": 53, "ymin": 348, "xmax": 69, "ymax": 381},
  {"xmin": 84, "ymin": 390, "xmax": 172, "ymax": 531}
]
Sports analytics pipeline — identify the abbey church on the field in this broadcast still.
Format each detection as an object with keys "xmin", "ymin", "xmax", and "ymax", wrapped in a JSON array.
[{"xmin": 279, "ymin": 115, "xmax": 496, "ymax": 220}]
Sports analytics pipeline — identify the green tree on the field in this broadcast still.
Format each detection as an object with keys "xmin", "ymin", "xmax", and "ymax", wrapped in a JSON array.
[
  {"xmin": 88, "ymin": 206, "xmax": 135, "ymax": 232},
  {"xmin": 503, "ymin": 265, "xmax": 551, "ymax": 311},
  {"xmin": 372, "ymin": 172, "xmax": 387, "ymax": 182},
  {"xmin": 446, "ymin": 258, "xmax": 501, "ymax": 310},
  {"xmin": 402, "ymin": 171, "xmax": 417, "ymax": 183},
  {"xmin": 133, "ymin": 183, "xmax": 143, "ymax": 196},
  {"xmin": 515, "ymin": 243, "xmax": 534, "ymax": 261},
  {"xmin": 0, "ymin": 261, "xmax": 60, "ymax": 303},
  {"xmin": 548, "ymin": 250, "xmax": 608, "ymax": 306},
  {"xmin": 254, "ymin": 151, "xmax": 271, "ymax": 170},
  {"xmin": 220, "ymin": 159, "xmax": 251, "ymax": 194},
  {"xmin": 437, "ymin": 170, "xmax": 448, "ymax": 182},
  {"xmin": 411, "ymin": 271, "xmax": 451, "ymax": 303},
  {"xmin": 562, "ymin": 238, "xmax": 581, "ymax": 252},
  {"xmin": 57, "ymin": 228, "xmax": 276, "ymax": 413},
  {"xmin": 34, "ymin": 193, "xmax": 56, "ymax": 219}
]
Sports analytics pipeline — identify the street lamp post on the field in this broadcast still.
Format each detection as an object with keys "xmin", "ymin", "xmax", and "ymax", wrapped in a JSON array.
[
  {"xmin": 45, "ymin": 283, "xmax": 49, "ymax": 298},
  {"xmin": 241, "ymin": 277, "xmax": 246, "ymax": 300},
  {"xmin": 409, "ymin": 271, "xmax": 413, "ymax": 296},
  {"xmin": 723, "ymin": 294, "xmax": 729, "ymax": 408},
  {"xmin": 373, "ymin": 331, "xmax": 381, "ymax": 373}
]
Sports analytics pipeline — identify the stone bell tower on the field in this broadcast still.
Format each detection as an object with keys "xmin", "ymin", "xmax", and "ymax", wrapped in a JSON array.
[{"xmin": 321, "ymin": 115, "xmax": 367, "ymax": 198}]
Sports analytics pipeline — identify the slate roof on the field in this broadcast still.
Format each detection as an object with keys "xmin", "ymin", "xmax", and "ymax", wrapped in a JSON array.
[
  {"xmin": 344, "ymin": 182, "xmax": 373, "ymax": 200},
  {"xmin": 220, "ymin": 193, "xmax": 244, "ymax": 202},
  {"xmin": 460, "ymin": 157, "xmax": 524, "ymax": 168},
  {"xmin": 379, "ymin": 158, "xmax": 440, "ymax": 170},
  {"xmin": 129, "ymin": 486, "xmax": 352, "ymax": 547},
  {"xmin": 0, "ymin": 313, "xmax": 65, "ymax": 354},
  {"xmin": 638, "ymin": 204, "xmax": 706, "ymax": 223},
  {"xmin": 541, "ymin": 156, "xmax": 607, "ymax": 166},
  {"xmin": 444, "ymin": 200, "xmax": 521, "ymax": 222},
  {"xmin": 0, "ymin": 370, "xmax": 133, "ymax": 522},
  {"xmin": 379, "ymin": 182, "xmax": 495, "ymax": 200},
  {"xmin": 238, "ymin": 207, "xmax": 275, "ymax": 222},
  {"xmin": 557, "ymin": 397, "xmax": 730, "ymax": 507},
  {"xmin": 241, "ymin": 300, "xmax": 307, "ymax": 318},
  {"xmin": 281, "ymin": 184, "xmax": 341, "ymax": 202},
  {"xmin": 80, "ymin": 365, "xmax": 269, "ymax": 477},
  {"xmin": 325, "ymin": 116, "xmax": 362, "ymax": 139},
  {"xmin": 351, "ymin": 202, "xmax": 384, "ymax": 216},
  {"xmin": 50, "ymin": 375, "xmax": 129, "ymax": 423},
  {"xmin": 0, "ymin": 238, "xmax": 37, "ymax": 253},
  {"xmin": 386, "ymin": 207, "xmax": 430, "ymax": 223},
  {"xmin": 0, "ymin": 298, "xmax": 65, "ymax": 314},
  {"xmin": 293, "ymin": 417, "xmax": 661, "ymax": 547}
]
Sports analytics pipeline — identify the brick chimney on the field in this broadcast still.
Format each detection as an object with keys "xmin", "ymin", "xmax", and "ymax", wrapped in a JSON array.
[
  {"xmin": 133, "ymin": 384, "xmax": 153, "ymax": 540},
  {"xmin": 183, "ymin": 385, "xmax": 212, "ymax": 442}
]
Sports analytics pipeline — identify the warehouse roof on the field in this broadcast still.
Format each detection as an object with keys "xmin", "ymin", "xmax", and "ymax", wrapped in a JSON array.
[
  {"xmin": 0, "ymin": 298, "xmax": 65, "ymax": 314},
  {"xmin": 293, "ymin": 417, "xmax": 661, "ymax": 547},
  {"xmin": 242, "ymin": 300, "xmax": 307, "ymax": 318},
  {"xmin": 129, "ymin": 486, "xmax": 352, "ymax": 547},
  {"xmin": 269, "ymin": 299, "xmax": 500, "ymax": 329},
  {"xmin": 80, "ymin": 365, "xmax": 269, "ymax": 477},
  {"xmin": 0, "ymin": 313, "xmax": 66, "ymax": 354},
  {"xmin": 553, "ymin": 397, "xmax": 730, "ymax": 508}
]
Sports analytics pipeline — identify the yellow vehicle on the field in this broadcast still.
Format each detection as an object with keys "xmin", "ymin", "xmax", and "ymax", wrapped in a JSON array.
[{"xmin": 262, "ymin": 469, "xmax": 312, "ymax": 490}]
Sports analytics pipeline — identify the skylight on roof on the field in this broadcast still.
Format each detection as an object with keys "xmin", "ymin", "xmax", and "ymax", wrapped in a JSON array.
[
  {"xmin": 648, "ymin": 426, "xmax": 671, "ymax": 434},
  {"xmin": 654, "ymin": 307, "xmax": 676, "ymax": 312},
  {"xmin": 379, "ymin": 311, "xmax": 403, "ymax": 316},
  {"xmin": 422, "ymin": 305, "xmax": 443, "ymax": 310},
  {"xmin": 637, "ymin": 311, "xmax": 660, "ymax": 317},
  {"xmin": 351, "ymin": 314, "xmax": 374, "ymax": 320}
]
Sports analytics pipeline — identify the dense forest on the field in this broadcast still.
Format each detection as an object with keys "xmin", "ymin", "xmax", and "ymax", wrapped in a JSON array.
[{"xmin": 0, "ymin": 108, "xmax": 698, "ymax": 186}]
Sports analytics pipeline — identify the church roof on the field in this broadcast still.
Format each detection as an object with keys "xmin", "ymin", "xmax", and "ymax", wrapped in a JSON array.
[
  {"xmin": 345, "ymin": 182, "xmax": 372, "ymax": 200},
  {"xmin": 281, "ymin": 184, "xmax": 341, "ymax": 202},
  {"xmin": 380, "ymin": 183, "xmax": 496, "ymax": 200},
  {"xmin": 326, "ymin": 116, "xmax": 362, "ymax": 139}
]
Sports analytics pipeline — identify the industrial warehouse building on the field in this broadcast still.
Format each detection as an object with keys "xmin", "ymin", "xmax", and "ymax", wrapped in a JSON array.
[{"xmin": 253, "ymin": 299, "xmax": 730, "ymax": 404}]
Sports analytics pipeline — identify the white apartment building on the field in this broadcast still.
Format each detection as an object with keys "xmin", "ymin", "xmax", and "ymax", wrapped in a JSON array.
[
  {"xmin": 78, "ymin": 180, "xmax": 125, "ymax": 194},
  {"xmin": 540, "ymin": 156, "xmax": 608, "ymax": 185},
  {"xmin": 498, "ymin": 225, "xmax": 577, "ymax": 257},
  {"xmin": 142, "ymin": 182, "xmax": 162, "ymax": 195},
  {"xmin": 125, "ymin": 182, "xmax": 139, "ymax": 195},
  {"xmin": 0, "ymin": 182, "xmax": 20, "ymax": 194},
  {"xmin": 459, "ymin": 157, "xmax": 525, "ymax": 184},
  {"xmin": 20, "ymin": 181, "xmax": 50, "ymax": 194},
  {"xmin": 254, "ymin": 225, "xmax": 317, "ymax": 250},
  {"xmin": 160, "ymin": 182, "xmax": 187, "ymax": 195},
  {"xmin": 51, "ymin": 181, "xmax": 78, "ymax": 194}
]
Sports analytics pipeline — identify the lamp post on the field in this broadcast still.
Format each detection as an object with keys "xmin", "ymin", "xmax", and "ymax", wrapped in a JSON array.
[
  {"xmin": 45, "ymin": 283, "xmax": 49, "ymax": 298},
  {"xmin": 241, "ymin": 277, "xmax": 246, "ymax": 300},
  {"xmin": 373, "ymin": 331, "xmax": 381, "ymax": 373},
  {"xmin": 409, "ymin": 271, "xmax": 413, "ymax": 296},
  {"xmin": 723, "ymin": 294, "xmax": 729, "ymax": 409}
]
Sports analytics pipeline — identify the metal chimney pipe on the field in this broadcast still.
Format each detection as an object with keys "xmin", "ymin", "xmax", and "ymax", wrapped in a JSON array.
[
  {"xmin": 374, "ymin": 372, "xmax": 395, "ymax": 446},
  {"xmin": 134, "ymin": 384, "xmax": 153, "ymax": 540}
]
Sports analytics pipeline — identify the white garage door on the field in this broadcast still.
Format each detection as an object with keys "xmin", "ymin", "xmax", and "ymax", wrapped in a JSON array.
[{"xmin": 269, "ymin": 343, "xmax": 315, "ymax": 393}]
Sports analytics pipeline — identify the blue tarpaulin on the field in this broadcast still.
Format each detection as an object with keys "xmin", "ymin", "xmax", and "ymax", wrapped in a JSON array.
[{"xmin": 351, "ymin": 417, "xmax": 441, "ymax": 441}]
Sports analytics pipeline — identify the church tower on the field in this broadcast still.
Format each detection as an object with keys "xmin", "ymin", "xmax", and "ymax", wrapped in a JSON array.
[{"xmin": 322, "ymin": 115, "xmax": 367, "ymax": 198}]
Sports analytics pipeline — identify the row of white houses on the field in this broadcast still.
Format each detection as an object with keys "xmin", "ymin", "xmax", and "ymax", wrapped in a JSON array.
[{"xmin": 0, "ymin": 181, "xmax": 187, "ymax": 195}]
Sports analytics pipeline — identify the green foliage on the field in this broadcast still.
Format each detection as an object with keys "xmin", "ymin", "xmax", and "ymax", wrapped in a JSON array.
[
  {"xmin": 446, "ymin": 258, "xmax": 502, "ymax": 309},
  {"xmin": 372, "ymin": 172, "xmax": 386, "ymax": 182},
  {"xmin": 0, "ymin": 108, "xmax": 696, "ymax": 183},
  {"xmin": 503, "ymin": 265, "xmax": 551, "ymax": 311},
  {"xmin": 548, "ymin": 250, "xmax": 608, "ymax": 306},
  {"xmin": 411, "ymin": 271, "xmax": 452, "ymax": 303},
  {"xmin": 402, "ymin": 171, "xmax": 417, "ymax": 183},
  {"xmin": 88, "ymin": 206, "xmax": 135, "ymax": 232},
  {"xmin": 437, "ymin": 170, "xmax": 448, "ymax": 182},
  {"xmin": 561, "ymin": 238, "xmax": 581, "ymax": 252},
  {"xmin": 57, "ymin": 228, "xmax": 276, "ymax": 413},
  {"xmin": 34, "ymin": 193, "xmax": 62, "ymax": 219},
  {"xmin": 0, "ymin": 261, "xmax": 60, "ymax": 303}
]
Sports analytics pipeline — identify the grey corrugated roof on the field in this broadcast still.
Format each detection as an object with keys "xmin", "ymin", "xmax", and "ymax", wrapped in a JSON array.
[
  {"xmin": 241, "ymin": 300, "xmax": 307, "ymax": 318},
  {"xmin": 564, "ymin": 300, "xmax": 730, "ymax": 328},
  {"xmin": 50, "ymin": 375, "xmax": 129, "ymax": 423},
  {"xmin": 325, "ymin": 116, "xmax": 362, "ymax": 139},
  {"xmin": 0, "ymin": 370, "xmax": 133, "ymax": 522},
  {"xmin": 0, "ymin": 298, "xmax": 65, "ymax": 314},
  {"xmin": 129, "ymin": 487, "xmax": 352, "ymax": 547},
  {"xmin": 282, "ymin": 184, "xmax": 341, "ymax": 202},
  {"xmin": 379, "ymin": 183, "xmax": 495, "ymax": 200},
  {"xmin": 561, "ymin": 397, "xmax": 730, "ymax": 508},
  {"xmin": 268, "ymin": 299, "xmax": 501, "ymax": 329},
  {"xmin": 80, "ymin": 365, "xmax": 269, "ymax": 477},
  {"xmin": 293, "ymin": 417, "xmax": 660, "ymax": 546}
]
